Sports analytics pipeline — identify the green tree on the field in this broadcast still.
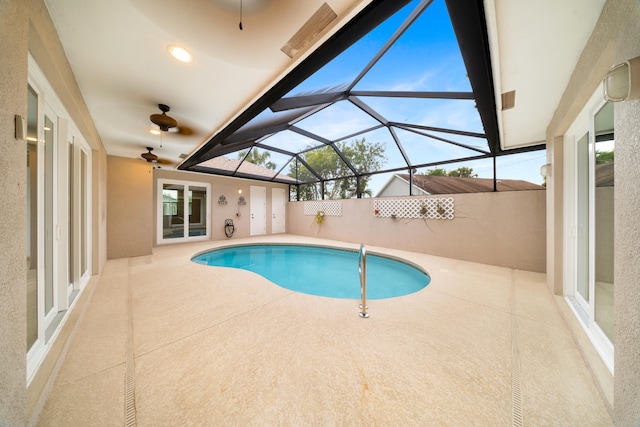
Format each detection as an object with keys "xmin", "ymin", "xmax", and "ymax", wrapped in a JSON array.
[
  {"xmin": 289, "ymin": 138, "xmax": 386, "ymax": 200},
  {"xmin": 424, "ymin": 167, "xmax": 447, "ymax": 176},
  {"xmin": 596, "ymin": 150, "xmax": 614, "ymax": 164},
  {"xmin": 422, "ymin": 166, "xmax": 477, "ymax": 177},
  {"xmin": 238, "ymin": 148, "xmax": 276, "ymax": 170},
  {"xmin": 447, "ymin": 166, "xmax": 477, "ymax": 178}
]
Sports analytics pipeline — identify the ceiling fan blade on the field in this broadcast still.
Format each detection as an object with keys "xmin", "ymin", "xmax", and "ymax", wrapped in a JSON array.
[{"xmin": 169, "ymin": 125, "xmax": 195, "ymax": 136}]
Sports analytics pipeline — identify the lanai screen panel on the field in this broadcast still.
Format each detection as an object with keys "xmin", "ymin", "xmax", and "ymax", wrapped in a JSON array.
[{"xmin": 185, "ymin": 0, "xmax": 509, "ymax": 193}]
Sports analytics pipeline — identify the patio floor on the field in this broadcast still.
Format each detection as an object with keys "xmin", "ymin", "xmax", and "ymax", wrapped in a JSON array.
[{"xmin": 36, "ymin": 235, "xmax": 612, "ymax": 426}]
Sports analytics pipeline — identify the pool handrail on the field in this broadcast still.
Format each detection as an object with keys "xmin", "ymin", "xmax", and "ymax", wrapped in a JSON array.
[{"xmin": 359, "ymin": 243, "xmax": 369, "ymax": 318}]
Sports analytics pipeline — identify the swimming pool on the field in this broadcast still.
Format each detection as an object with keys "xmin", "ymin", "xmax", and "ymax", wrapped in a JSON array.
[{"xmin": 192, "ymin": 244, "xmax": 430, "ymax": 299}]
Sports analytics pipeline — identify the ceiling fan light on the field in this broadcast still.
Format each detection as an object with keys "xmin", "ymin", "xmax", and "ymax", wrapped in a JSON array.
[
  {"xmin": 149, "ymin": 128, "xmax": 161, "ymax": 135},
  {"xmin": 168, "ymin": 45, "xmax": 193, "ymax": 63}
]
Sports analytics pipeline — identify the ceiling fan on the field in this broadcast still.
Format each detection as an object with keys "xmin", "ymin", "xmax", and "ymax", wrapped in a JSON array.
[
  {"xmin": 149, "ymin": 103, "xmax": 196, "ymax": 136},
  {"xmin": 150, "ymin": 104, "xmax": 177, "ymax": 131},
  {"xmin": 141, "ymin": 147, "xmax": 171, "ymax": 165}
]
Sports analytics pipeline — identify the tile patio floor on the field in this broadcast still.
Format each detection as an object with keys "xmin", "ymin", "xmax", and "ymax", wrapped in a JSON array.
[{"xmin": 36, "ymin": 235, "xmax": 612, "ymax": 426}]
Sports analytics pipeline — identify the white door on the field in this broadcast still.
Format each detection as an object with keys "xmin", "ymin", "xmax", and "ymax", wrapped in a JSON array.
[
  {"xmin": 250, "ymin": 186, "xmax": 266, "ymax": 236},
  {"xmin": 272, "ymin": 188, "xmax": 286, "ymax": 234}
]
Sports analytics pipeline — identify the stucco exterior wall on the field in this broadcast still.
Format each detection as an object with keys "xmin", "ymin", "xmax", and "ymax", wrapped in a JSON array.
[
  {"xmin": 0, "ymin": 1, "xmax": 29, "ymax": 424},
  {"xmin": 612, "ymin": 2, "xmax": 640, "ymax": 424},
  {"xmin": 107, "ymin": 156, "xmax": 153, "ymax": 259},
  {"xmin": 288, "ymin": 190, "xmax": 546, "ymax": 273},
  {"xmin": 546, "ymin": 0, "xmax": 640, "ymax": 424},
  {"xmin": 153, "ymin": 169, "xmax": 290, "ymax": 245}
]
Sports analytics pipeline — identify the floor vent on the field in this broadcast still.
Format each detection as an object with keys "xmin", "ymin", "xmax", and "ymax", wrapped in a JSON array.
[
  {"xmin": 125, "ymin": 264, "xmax": 137, "ymax": 426},
  {"xmin": 511, "ymin": 270, "xmax": 524, "ymax": 427}
]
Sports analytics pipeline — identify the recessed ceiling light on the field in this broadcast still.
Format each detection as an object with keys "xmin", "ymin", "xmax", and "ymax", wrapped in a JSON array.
[
  {"xmin": 149, "ymin": 129, "xmax": 161, "ymax": 135},
  {"xmin": 168, "ymin": 45, "xmax": 193, "ymax": 63}
]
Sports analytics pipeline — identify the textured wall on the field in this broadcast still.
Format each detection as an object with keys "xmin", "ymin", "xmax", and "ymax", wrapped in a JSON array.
[
  {"xmin": 613, "ymin": 1, "xmax": 640, "ymax": 425},
  {"xmin": 288, "ymin": 190, "xmax": 547, "ymax": 273},
  {"xmin": 153, "ymin": 169, "xmax": 290, "ymax": 245},
  {"xmin": 93, "ymin": 149, "xmax": 108, "ymax": 274},
  {"xmin": 107, "ymin": 156, "xmax": 154, "ymax": 259},
  {"xmin": 0, "ymin": 1, "xmax": 29, "ymax": 425}
]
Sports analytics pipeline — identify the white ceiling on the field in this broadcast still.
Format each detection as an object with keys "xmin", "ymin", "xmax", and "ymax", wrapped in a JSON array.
[
  {"xmin": 484, "ymin": 0, "xmax": 607, "ymax": 149},
  {"xmin": 44, "ymin": 0, "xmax": 608, "ymax": 166}
]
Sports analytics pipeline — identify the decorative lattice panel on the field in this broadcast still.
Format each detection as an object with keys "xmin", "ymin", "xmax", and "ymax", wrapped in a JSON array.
[
  {"xmin": 373, "ymin": 197, "xmax": 455, "ymax": 220},
  {"xmin": 304, "ymin": 201, "xmax": 343, "ymax": 217}
]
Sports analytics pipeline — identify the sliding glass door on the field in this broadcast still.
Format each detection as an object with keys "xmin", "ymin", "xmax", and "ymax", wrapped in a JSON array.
[
  {"xmin": 564, "ymin": 90, "xmax": 614, "ymax": 372},
  {"xmin": 27, "ymin": 56, "xmax": 93, "ymax": 383},
  {"xmin": 158, "ymin": 179, "xmax": 210, "ymax": 244}
]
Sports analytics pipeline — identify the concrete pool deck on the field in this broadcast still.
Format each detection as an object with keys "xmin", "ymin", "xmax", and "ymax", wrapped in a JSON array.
[{"xmin": 36, "ymin": 235, "xmax": 612, "ymax": 426}]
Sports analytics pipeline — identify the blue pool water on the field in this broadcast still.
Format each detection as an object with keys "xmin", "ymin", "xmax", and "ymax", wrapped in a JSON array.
[{"xmin": 192, "ymin": 244, "xmax": 430, "ymax": 300}]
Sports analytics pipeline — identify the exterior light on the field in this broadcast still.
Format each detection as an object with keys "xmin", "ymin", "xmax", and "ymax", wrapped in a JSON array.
[
  {"xmin": 603, "ymin": 56, "xmax": 640, "ymax": 101},
  {"xmin": 540, "ymin": 164, "xmax": 552, "ymax": 178}
]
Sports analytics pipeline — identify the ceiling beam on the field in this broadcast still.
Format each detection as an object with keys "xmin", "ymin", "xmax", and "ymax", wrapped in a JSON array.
[
  {"xmin": 444, "ymin": 0, "xmax": 500, "ymax": 153},
  {"xmin": 269, "ymin": 91, "xmax": 347, "ymax": 112},
  {"xmin": 391, "ymin": 122, "xmax": 485, "ymax": 139},
  {"xmin": 351, "ymin": 90, "xmax": 474, "ymax": 99}
]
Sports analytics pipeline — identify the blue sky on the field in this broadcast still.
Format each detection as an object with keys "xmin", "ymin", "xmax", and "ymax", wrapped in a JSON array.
[{"xmin": 249, "ymin": 0, "xmax": 546, "ymax": 190}]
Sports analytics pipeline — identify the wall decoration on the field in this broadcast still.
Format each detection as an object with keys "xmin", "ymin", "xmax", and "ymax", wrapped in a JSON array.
[{"xmin": 373, "ymin": 197, "xmax": 455, "ymax": 220}]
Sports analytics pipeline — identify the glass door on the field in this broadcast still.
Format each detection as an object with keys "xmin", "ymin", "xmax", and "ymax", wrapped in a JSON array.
[
  {"xmin": 26, "ymin": 54, "xmax": 93, "ymax": 384},
  {"xmin": 26, "ymin": 85, "xmax": 39, "ymax": 354},
  {"xmin": 593, "ymin": 102, "xmax": 614, "ymax": 344},
  {"xmin": 43, "ymin": 112, "xmax": 57, "ymax": 328},
  {"xmin": 66, "ymin": 135, "xmax": 92, "ymax": 302},
  {"xmin": 564, "ymin": 90, "xmax": 614, "ymax": 372},
  {"xmin": 188, "ymin": 186, "xmax": 208, "ymax": 237},
  {"xmin": 67, "ymin": 137, "xmax": 74, "ymax": 298},
  {"xmin": 575, "ymin": 132, "xmax": 590, "ymax": 312},
  {"xmin": 80, "ymin": 147, "xmax": 89, "ymax": 281},
  {"xmin": 158, "ymin": 179, "xmax": 210, "ymax": 244},
  {"xmin": 162, "ymin": 183, "xmax": 185, "ymax": 240}
]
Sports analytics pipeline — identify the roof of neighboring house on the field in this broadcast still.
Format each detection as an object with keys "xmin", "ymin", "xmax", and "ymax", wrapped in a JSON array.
[
  {"xmin": 596, "ymin": 162, "xmax": 614, "ymax": 187},
  {"xmin": 397, "ymin": 174, "xmax": 545, "ymax": 195},
  {"xmin": 197, "ymin": 156, "xmax": 297, "ymax": 183}
]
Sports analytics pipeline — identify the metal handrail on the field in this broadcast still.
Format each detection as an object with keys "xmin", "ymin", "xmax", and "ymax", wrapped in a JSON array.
[{"xmin": 358, "ymin": 243, "xmax": 369, "ymax": 318}]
